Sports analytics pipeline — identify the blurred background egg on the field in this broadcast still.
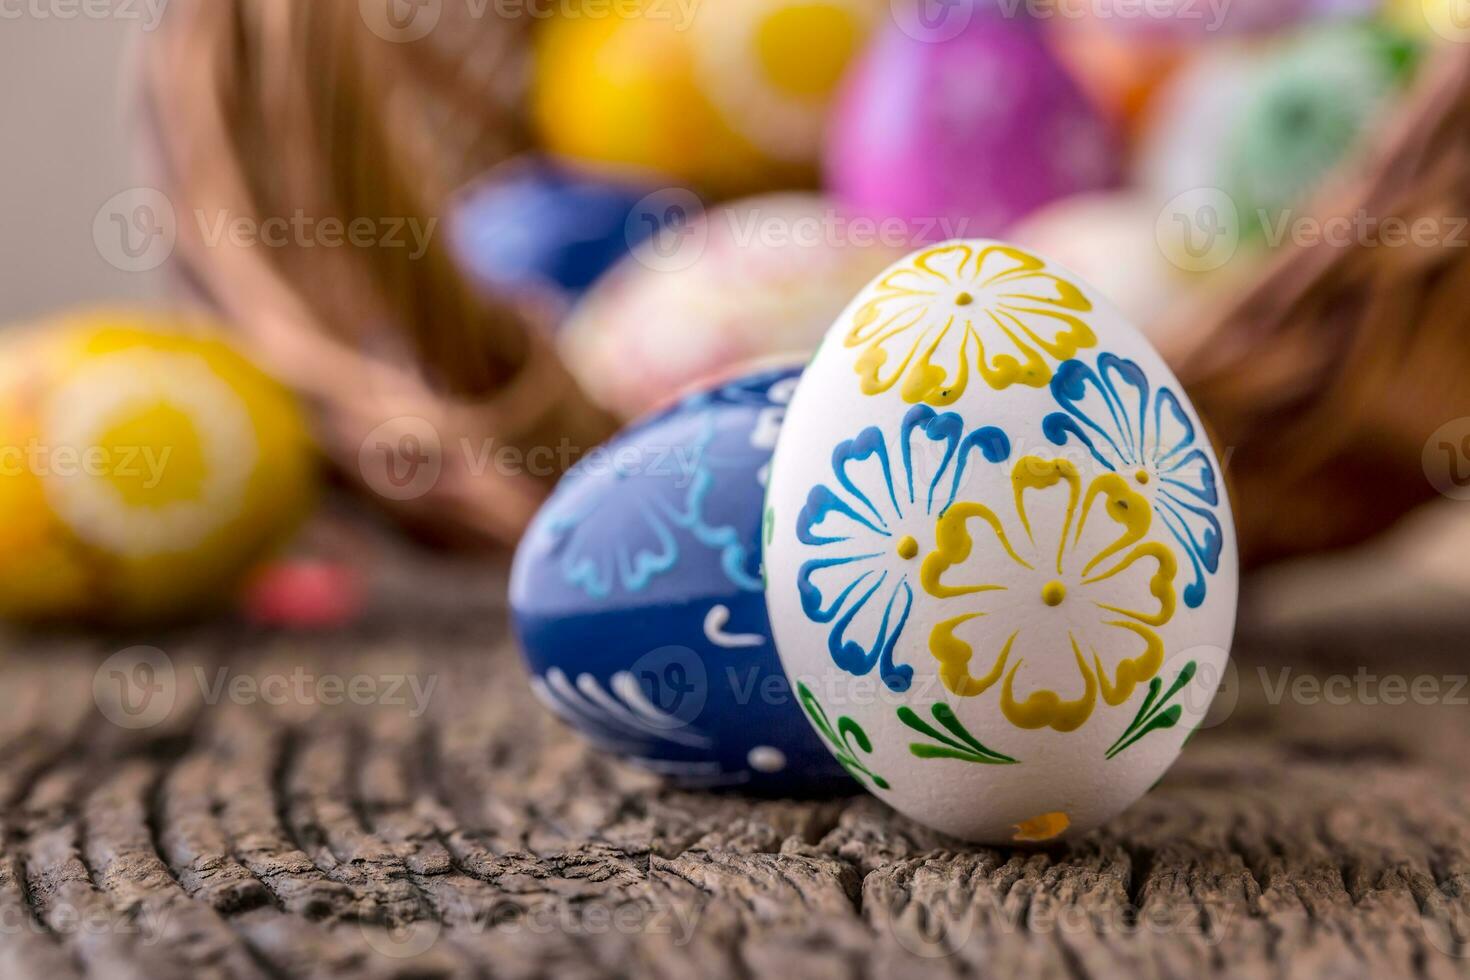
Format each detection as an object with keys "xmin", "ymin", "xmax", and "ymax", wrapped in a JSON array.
[
  {"xmin": 452, "ymin": 159, "xmax": 659, "ymax": 319},
  {"xmin": 1136, "ymin": 45, "xmax": 1261, "ymax": 211},
  {"xmin": 1223, "ymin": 23, "xmax": 1421, "ymax": 241},
  {"xmin": 1386, "ymin": 0, "xmax": 1470, "ymax": 41},
  {"xmin": 1066, "ymin": 0, "xmax": 1380, "ymax": 39},
  {"xmin": 1139, "ymin": 23, "xmax": 1422, "ymax": 248},
  {"xmin": 1045, "ymin": 19, "xmax": 1189, "ymax": 135},
  {"xmin": 559, "ymin": 193, "xmax": 904, "ymax": 419},
  {"xmin": 1010, "ymin": 192, "xmax": 1187, "ymax": 338},
  {"xmin": 510, "ymin": 365, "xmax": 851, "ymax": 794},
  {"xmin": 532, "ymin": 0, "xmax": 882, "ymax": 195},
  {"xmin": 0, "ymin": 311, "xmax": 316, "ymax": 623},
  {"xmin": 827, "ymin": 0, "xmax": 1121, "ymax": 242}
]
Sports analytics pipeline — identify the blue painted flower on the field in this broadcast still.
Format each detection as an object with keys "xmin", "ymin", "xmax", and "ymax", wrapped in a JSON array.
[
  {"xmin": 796, "ymin": 405, "xmax": 1011, "ymax": 692},
  {"xmin": 1042, "ymin": 353, "xmax": 1223, "ymax": 609},
  {"xmin": 549, "ymin": 367, "xmax": 796, "ymax": 599}
]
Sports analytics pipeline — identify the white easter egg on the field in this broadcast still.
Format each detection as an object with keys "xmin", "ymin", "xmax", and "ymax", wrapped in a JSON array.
[{"xmin": 764, "ymin": 240, "xmax": 1238, "ymax": 843}]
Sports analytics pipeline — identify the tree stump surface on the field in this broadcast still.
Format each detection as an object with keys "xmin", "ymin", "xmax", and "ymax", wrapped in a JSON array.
[{"xmin": 1, "ymin": 523, "xmax": 1468, "ymax": 980}]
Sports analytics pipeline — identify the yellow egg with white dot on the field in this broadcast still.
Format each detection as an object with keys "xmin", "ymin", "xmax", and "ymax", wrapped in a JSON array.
[
  {"xmin": 532, "ymin": 0, "xmax": 881, "ymax": 194},
  {"xmin": 0, "ymin": 312, "xmax": 316, "ymax": 622}
]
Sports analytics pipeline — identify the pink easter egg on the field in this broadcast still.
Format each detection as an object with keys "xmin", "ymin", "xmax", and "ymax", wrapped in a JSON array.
[{"xmin": 826, "ymin": 1, "xmax": 1121, "ymax": 242}]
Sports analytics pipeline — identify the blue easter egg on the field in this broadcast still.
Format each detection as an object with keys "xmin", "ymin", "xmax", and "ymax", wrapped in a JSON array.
[
  {"xmin": 510, "ymin": 365, "xmax": 854, "ymax": 795},
  {"xmin": 453, "ymin": 160, "xmax": 659, "ymax": 308}
]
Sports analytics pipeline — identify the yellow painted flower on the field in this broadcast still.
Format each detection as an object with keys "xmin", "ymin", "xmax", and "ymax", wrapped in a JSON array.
[
  {"xmin": 920, "ymin": 457, "xmax": 1177, "ymax": 733},
  {"xmin": 845, "ymin": 244, "xmax": 1097, "ymax": 405}
]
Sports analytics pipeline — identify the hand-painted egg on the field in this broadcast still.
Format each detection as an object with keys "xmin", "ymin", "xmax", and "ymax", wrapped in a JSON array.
[
  {"xmin": 452, "ymin": 160, "xmax": 658, "ymax": 314},
  {"xmin": 1009, "ymin": 192, "xmax": 1187, "ymax": 339},
  {"xmin": 559, "ymin": 193, "xmax": 905, "ymax": 419},
  {"xmin": 826, "ymin": 3, "xmax": 1120, "ymax": 242},
  {"xmin": 1138, "ymin": 25, "xmax": 1421, "ymax": 246},
  {"xmin": 764, "ymin": 240, "xmax": 1238, "ymax": 842},
  {"xmin": 0, "ymin": 311, "xmax": 316, "ymax": 622},
  {"xmin": 533, "ymin": 0, "xmax": 882, "ymax": 195},
  {"xmin": 510, "ymin": 365, "xmax": 852, "ymax": 794}
]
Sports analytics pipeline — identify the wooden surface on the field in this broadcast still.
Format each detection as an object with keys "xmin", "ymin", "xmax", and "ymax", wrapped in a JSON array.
[{"xmin": 2, "ymin": 523, "xmax": 1469, "ymax": 980}]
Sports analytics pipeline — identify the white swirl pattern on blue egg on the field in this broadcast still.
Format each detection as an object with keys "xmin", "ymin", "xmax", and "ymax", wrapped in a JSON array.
[{"xmin": 510, "ymin": 366, "xmax": 851, "ymax": 794}]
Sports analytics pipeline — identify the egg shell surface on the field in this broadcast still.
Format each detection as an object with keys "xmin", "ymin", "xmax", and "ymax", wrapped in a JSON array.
[
  {"xmin": 764, "ymin": 240, "xmax": 1238, "ymax": 842},
  {"xmin": 510, "ymin": 365, "xmax": 853, "ymax": 794}
]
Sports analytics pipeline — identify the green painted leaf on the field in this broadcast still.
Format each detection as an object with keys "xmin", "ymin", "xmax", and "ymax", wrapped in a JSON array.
[
  {"xmin": 899, "ymin": 704, "xmax": 1017, "ymax": 766},
  {"xmin": 1106, "ymin": 661, "xmax": 1199, "ymax": 760},
  {"xmin": 797, "ymin": 683, "xmax": 888, "ymax": 791}
]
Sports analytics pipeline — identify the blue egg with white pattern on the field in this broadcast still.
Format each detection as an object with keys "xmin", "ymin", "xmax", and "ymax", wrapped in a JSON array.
[
  {"xmin": 509, "ymin": 365, "xmax": 853, "ymax": 795},
  {"xmin": 452, "ymin": 159, "xmax": 660, "ymax": 311}
]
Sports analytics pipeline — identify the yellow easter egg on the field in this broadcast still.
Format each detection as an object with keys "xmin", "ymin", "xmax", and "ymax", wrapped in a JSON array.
[
  {"xmin": 1388, "ymin": 0, "xmax": 1470, "ymax": 43},
  {"xmin": 0, "ymin": 311, "xmax": 317, "ymax": 622},
  {"xmin": 533, "ymin": 0, "xmax": 879, "ymax": 194}
]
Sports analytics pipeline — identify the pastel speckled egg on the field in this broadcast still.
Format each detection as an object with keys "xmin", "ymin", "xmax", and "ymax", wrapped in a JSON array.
[
  {"xmin": 560, "ymin": 194, "xmax": 905, "ymax": 419},
  {"xmin": 533, "ymin": 0, "xmax": 881, "ymax": 194},
  {"xmin": 510, "ymin": 365, "xmax": 852, "ymax": 794},
  {"xmin": 0, "ymin": 311, "xmax": 315, "ymax": 622},
  {"xmin": 763, "ymin": 240, "xmax": 1238, "ymax": 842},
  {"xmin": 452, "ymin": 160, "xmax": 658, "ymax": 313},
  {"xmin": 826, "ymin": 3, "xmax": 1120, "ymax": 242}
]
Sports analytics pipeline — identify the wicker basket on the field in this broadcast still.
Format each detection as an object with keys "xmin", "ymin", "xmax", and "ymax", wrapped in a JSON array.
[
  {"xmin": 142, "ymin": 1, "xmax": 1470, "ymax": 562},
  {"xmin": 1165, "ymin": 41, "xmax": 1470, "ymax": 565}
]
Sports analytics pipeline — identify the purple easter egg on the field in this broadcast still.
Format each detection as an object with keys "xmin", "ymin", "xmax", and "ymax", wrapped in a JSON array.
[{"xmin": 826, "ymin": 1, "xmax": 1120, "ymax": 242}]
